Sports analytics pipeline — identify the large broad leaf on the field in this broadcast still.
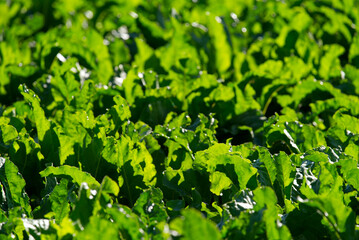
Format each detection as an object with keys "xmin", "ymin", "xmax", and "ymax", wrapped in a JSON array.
[
  {"xmin": 209, "ymin": 171, "xmax": 232, "ymax": 196},
  {"xmin": 48, "ymin": 179, "xmax": 70, "ymax": 224},
  {"xmin": 274, "ymin": 152, "xmax": 295, "ymax": 206},
  {"xmin": 19, "ymin": 84, "xmax": 60, "ymax": 166},
  {"xmin": 278, "ymin": 78, "xmax": 342, "ymax": 109},
  {"xmin": 133, "ymin": 188, "xmax": 168, "ymax": 236},
  {"xmin": 108, "ymin": 95, "xmax": 131, "ymax": 133},
  {"xmin": 102, "ymin": 135, "xmax": 156, "ymax": 206},
  {"xmin": 8, "ymin": 130, "xmax": 44, "ymax": 199},
  {"xmin": 70, "ymin": 183, "xmax": 97, "ymax": 227},
  {"xmin": 162, "ymin": 168, "xmax": 212, "ymax": 206},
  {"xmin": 51, "ymin": 64, "xmax": 81, "ymax": 105},
  {"xmin": 76, "ymin": 215, "xmax": 118, "ymax": 239},
  {"xmin": 338, "ymin": 155, "xmax": 359, "ymax": 191},
  {"xmin": 330, "ymin": 109, "xmax": 359, "ymax": 135},
  {"xmin": 194, "ymin": 143, "xmax": 257, "ymax": 194},
  {"xmin": 154, "ymin": 113, "xmax": 218, "ymax": 171},
  {"xmin": 133, "ymin": 38, "xmax": 154, "ymax": 72},
  {"xmin": 319, "ymin": 44, "xmax": 345, "ymax": 79},
  {"xmin": 265, "ymin": 120, "xmax": 326, "ymax": 153},
  {"xmin": 302, "ymin": 191, "xmax": 355, "ymax": 239},
  {"xmin": 222, "ymin": 189, "xmax": 255, "ymax": 218},
  {"xmin": 18, "ymin": 85, "xmax": 50, "ymax": 143},
  {"xmin": 254, "ymin": 147, "xmax": 278, "ymax": 187},
  {"xmin": 40, "ymin": 165, "xmax": 100, "ymax": 188},
  {"xmin": 156, "ymin": 18, "xmax": 199, "ymax": 73},
  {"xmin": 69, "ymin": 177, "xmax": 119, "ymax": 230},
  {"xmin": 106, "ymin": 205, "xmax": 147, "ymax": 240},
  {"xmin": 349, "ymin": 29, "xmax": 359, "ymax": 67},
  {"xmin": 59, "ymin": 29, "xmax": 113, "ymax": 84},
  {"xmin": 170, "ymin": 208, "xmax": 221, "ymax": 240},
  {"xmin": 0, "ymin": 124, "xmax": 18, "ymax": 144},
  {"xmin": 0, "ymin": 157, "xmax": 32, "ymax": 216},
  {"xmin": 253, "ymin": 187, "xmax": 292, "ymax": 240},
  {"xmin": 208, "ymin": 15, "xmax": 232, "ymax": 77},
  {"xmin": 326, "ymin": 108, "xmax": 359, "ymax": 148}
]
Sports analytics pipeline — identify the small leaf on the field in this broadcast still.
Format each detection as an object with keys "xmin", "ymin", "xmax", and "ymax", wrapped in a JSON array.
[
  {"xmin": 209, "ymin": 171, "xmax": 232, "ymax": 196},
  {"xmin": 100, "ymin": 176, "xmax": 119, "ymax": 196},
  {"xmin": 0, "ymin": 125, "xmax": 18, "ymax": 144}
]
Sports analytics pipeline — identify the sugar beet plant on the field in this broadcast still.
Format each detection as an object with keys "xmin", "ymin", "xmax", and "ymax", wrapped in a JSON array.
[{"xmin": 1, "ymin": 0, "xmax": 359, "ymax": 239}]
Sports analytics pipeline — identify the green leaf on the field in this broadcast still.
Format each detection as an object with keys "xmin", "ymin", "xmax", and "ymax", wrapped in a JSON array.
[
  {"xmin": 70, "ymin": 183, "xmax": 96, "ymax": 227},
  {"xmin": 319, "ymin": 44, "xmax": 345, "ymax": 79},
  {"xmin": 338, "ymin": 156, "xmax": 359, "ymax": 190},
  {"xmin": 208, "ymin": 15, "xmax": 232, "ymax": 76},
  {"xmin": 265, "ymin": 120, "xmax": 326, "ymax": 153},
  {"xmin": 255, "ymin": 147, "xmax": 277, "ymax": 187},
  {"xmin": 195, "ymin": 143, "xmax": 257, "ymax": 190},
  {"xmin": 134, "ymin": 38, "xmax": 154, "ymax": 71},
  {"xmin": 107, "ymin": 205, "xmax": 146, "ymax": 240},
  {"xmin": 108, "ymin": 95, "xmax": 131, "ymax": 133},
  {"xmin": 170, "ymin": 208, "xmax": 221, "ymax": 240},
  {"xmin": 133, "ymin": 188, "xmax": 168, "ymax": 236},
  {"xmin": 332, "ymin": 108, "xmax": 359, "ymax": 134},
  {"xmin": 349, "ymin": 33, "xmax": 359, "ymax": 67},
  {"xmin": 3, "ymin": 2, "xmax": 359, "ymax": 239},
  {"xmin": 303, "ymin": 191, "xmax": 355, "ymax": 239},
  {"xmin": 253, "ymin": 187, "xmax": 292, "ymax": 240},
  {"xmin": 48, "ymin": 179, "xmax": 70, "ymax": 224},
  {"xmin": 209, "ymin": 171, "xmax": 232, "ymax": 196},
  {"xmin": 222, "ymin": 189, "xmax": 255, "ymax": 218},
  {"xmin": 102, "ymin": 135, "xmax": 156, "ymax": 205},
  {"xmin": 51, "ymin": 69, "xmax": 80, "ymax": 104},
  {"xmin": 0, "ymin": 125, "xmax": 18, "ymax": 144},
  {"xmin": 0, "ymin": 157, "xmax": 31, "ymax": 216},
  {"xmin": 19, "ymin": 84, "xmax": 60, "ymax": 166},
  {"xmin": 274, "ymin": 152, "xmax": 295, "ymax": 206},
  {"xmin": 40, "ymin": 165, "xmax": 100, "ymax": 188},
  {"xmin": 100, "ymin": 176, "xmax": 119, "ymax": 196},
  {"xmin": 0, "ymin": 207, "xmax": 26, "ymax": 238},
  {"xmin": 76, "ymin": 216, "xmax": 118, "ymax": 239},
  {"xmin": 256, "ymin": 60, "xmax": 283, "ymax": 78},
  {"xmin": 18, "ymin": 84, "xmax": 50, "ymax": 143}
]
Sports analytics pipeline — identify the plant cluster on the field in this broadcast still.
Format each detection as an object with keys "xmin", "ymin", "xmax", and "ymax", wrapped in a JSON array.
[{"xmin": 1, "ymin": 0, "xmax": 359, "ymax": 239}]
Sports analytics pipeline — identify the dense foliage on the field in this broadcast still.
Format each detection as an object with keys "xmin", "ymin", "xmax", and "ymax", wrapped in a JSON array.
[{"xmin": 1, "ymin": 0, "xmax": 359, "ymax": 239}]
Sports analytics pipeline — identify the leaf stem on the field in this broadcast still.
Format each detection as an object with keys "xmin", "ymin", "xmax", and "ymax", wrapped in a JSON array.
[{"xmin": 263, "ymin": 85, "xmax": 284, "ymax": 116}]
